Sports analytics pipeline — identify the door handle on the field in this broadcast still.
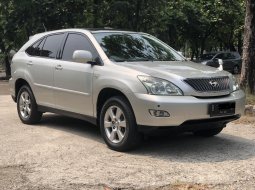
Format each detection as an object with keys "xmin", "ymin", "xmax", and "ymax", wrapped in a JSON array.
[
  {"xmin": 27, "ymin": 61, "xmax": 33, "ymax": 66},
  {"xmin": 55, "ymin": 65, "xmax": 63, "ymax": 70}
]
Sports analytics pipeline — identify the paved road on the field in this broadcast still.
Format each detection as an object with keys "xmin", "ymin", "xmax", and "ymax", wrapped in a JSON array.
[
  {"xmin": 0, "ymin": 81, "xmax": 9, "ymax": 95},
  {"xmin": 0, "ymin": 94, "xmax": 255, "ymax": 190}
]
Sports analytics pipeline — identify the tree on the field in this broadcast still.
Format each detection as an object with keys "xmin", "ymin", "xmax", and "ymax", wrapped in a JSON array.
[
  {"xmin": 0, "ymin": 0, "xmax": 247, "ymax": 78},
  {"xmin": 0, "ymin": 0, "xmax": 91, "ymax": 79},
  {"xmin": 240, "ymin": 0, "xmax": 255, "ymax": 94}
]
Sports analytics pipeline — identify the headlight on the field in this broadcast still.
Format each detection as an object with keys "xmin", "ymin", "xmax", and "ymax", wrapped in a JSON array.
[
  {"xmin": 201, "ymin": 61, "xmax": 207, "ymax": 65},
  {"xmin": 138, "ymin": 76, "xmax": 183, "ymax": 96},
  {"xmin": 232, "ymin": 75, "xmax": 240, "ymax": 91}
]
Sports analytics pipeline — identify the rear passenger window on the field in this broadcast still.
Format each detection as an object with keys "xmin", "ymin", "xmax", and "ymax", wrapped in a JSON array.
[
  {"xmin": 35, "ymin": 38, "xmax": 46, "ymax": 56},
  {"xmin": 62, "ymin": 33, "xmax": 96, "ymax": 61},
  {"xmin": 41, "ymin": 34, "xmax": 65, "ymax": 58}
]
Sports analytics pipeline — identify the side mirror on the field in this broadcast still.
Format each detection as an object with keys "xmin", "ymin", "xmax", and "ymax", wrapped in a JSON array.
[
  {"xmin": 218, "ymin": 59, "xmax": 223, "ymax": 71},
  {"xmin": 218, "ymin": 59, "xmax": 223, "ymax": 65},
  {"xmin": 73, "ymin": 50, "xmax": 93, "ymax": 63}
]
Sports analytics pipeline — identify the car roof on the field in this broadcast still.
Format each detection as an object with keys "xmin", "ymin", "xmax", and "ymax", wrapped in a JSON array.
[
  {"xmin": 203, "ymin": 52, "xmax": 239, "ymax": 54},
  {"xmin": 31, "ymin": 28, "xmax": 140, "ymax": 37},
  {"xmin": 22, "ymin": 28, "xmax": 148, "ymax": 53}
]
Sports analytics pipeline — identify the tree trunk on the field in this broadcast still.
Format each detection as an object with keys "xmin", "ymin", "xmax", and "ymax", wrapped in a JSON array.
[
  {"xmin": 237, "ymin": 30, "xmax": 243, "ymax": 55},
  {"xmin": 4, "ymin": 54, "xmax": 11, "ymax": 79},
  {"xmin": 135, "ymin": 0, "xmax": 142, "ymax": 31},
  {"xmin": 191, "ymin": 48, "xmax": 195, "ymax": 61},
  {"xmin": 240, "ymin": 0, "xmax": 255, "ymax": 94},
  {"xmin": 219, "ymin": 43, "xmax": 222, "ymax": 51},
  {"xmin": 200, "ymin": 39, "xmax": 205, "ymax": 57}
]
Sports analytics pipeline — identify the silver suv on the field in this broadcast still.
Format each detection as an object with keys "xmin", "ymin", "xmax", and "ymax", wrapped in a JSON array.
[{"xmin": 9, "ymin": 29, "xmax": 245, "ymax": 151}]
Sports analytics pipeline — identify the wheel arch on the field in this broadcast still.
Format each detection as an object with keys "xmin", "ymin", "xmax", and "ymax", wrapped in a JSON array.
[
  {"xmin": 15, "ymin": 78, "xmax": 31, "ymax": 102},
  {"xmin": 96, "ymin": 88, "xmax": 136, "ymax": 123}
]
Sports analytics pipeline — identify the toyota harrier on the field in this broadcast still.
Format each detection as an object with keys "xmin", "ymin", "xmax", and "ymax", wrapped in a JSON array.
[{"xmin": 9, "ymin": 29, "xmax": 245, "ymax": 151}]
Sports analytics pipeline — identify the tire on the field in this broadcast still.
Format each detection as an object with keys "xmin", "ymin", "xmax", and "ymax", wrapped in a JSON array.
[
  {"xmin": 233, "ymin": 65, "xmax": 239, "ymax": 74},
  {"xmin": 99, "ymin": 96, "xmax": 141, "ymax": 151},
  {"xmin": 17, "ymin": 85, "xmax": 42, "ymax": 124},
  {"xmin": 193, "ymin": 127, "xmax": 224, "ymax": 137}
]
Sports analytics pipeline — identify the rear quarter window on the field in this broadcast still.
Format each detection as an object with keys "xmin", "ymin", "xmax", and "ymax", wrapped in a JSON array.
[{"xmin": 25, "ymin": 39, "xmax": 43, "ymax": 56}]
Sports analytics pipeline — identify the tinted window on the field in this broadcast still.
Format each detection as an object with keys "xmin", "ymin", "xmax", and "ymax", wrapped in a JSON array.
[
  {"xmin": 215, "ymin": 53, "xmax": 225, "ymax": 59},
  {"xmin": 62, "ymin": 33, "xmax": 96, "ymax": 61},
  {"xmin": 200, "ymin": 53, "xmax": 216, "ymax": 60},
  {"xmin": 226, "ymin": 53, "xmax": 235, "ymax": 59},
  {"xmin": 26, "ymin": 39, "xmax": 43, "ymax": 56},
  {"xmin": 228, "ymin": 52, "xmax": 240, "ymax": 59},
  {"xmin": 41, "ymin": 34, "xmax": 65, "ymax": 58},
  {"xmin": 35, "ymin": 38, "xmax": 46, "ymax": 56},
  {"xmin": 93, "ymin": 32, "xmax": 184, "ymax": 62}
]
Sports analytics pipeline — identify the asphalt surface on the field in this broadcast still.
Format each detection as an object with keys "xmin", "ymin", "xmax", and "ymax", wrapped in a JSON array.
[{"xmin": 0, "ymin": 81, "xmax": 255, "ymax": 190}]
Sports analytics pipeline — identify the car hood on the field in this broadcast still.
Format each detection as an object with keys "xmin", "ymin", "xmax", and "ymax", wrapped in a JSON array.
[{"xmin": 117, "ymin": 61, "xmax": 230, "ymax": 79}]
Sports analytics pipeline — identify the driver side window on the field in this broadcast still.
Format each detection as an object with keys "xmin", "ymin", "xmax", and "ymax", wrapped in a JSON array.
[{"xmin": 62, "ymin": 33, "xmax": 97, "ymax": 61}]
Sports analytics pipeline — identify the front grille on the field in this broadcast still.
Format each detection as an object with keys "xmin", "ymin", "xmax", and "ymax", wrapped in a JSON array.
[{"xmin": 184, "ymin": 77, "xmax": 230, "ymax": 92}]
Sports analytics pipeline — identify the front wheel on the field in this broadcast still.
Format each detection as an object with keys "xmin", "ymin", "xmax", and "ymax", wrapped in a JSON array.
[
  {"xmin": 17, "ymin": 85, "xmax": 42, "ymax": 124},
  {"xmin": 193, "ymin": 127, "xmax": 224, "ymax": 137},
  {"xmin": 99, "ymin": 96, "xmax": 141, "ymax": 151}
]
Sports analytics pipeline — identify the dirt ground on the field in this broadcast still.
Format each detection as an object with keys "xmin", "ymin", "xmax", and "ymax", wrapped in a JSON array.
[{"xmin": 1, "ymin": 81, "xmax": 255, "ymax": 190}]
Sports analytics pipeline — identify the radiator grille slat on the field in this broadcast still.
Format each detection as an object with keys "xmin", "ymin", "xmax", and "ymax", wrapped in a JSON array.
[{"xmin": 184, "ymin": 77, "xmax": 230, "ymax": 92}]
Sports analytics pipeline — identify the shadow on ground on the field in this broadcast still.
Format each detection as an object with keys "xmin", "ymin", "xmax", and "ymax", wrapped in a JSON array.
[
  {"xmin": 40, "ymin": 114, "xmax": 255, "ymax": 163},
  {"xmin": 40, "ymin": 114, "xmax": 102, "ymax": 142}
]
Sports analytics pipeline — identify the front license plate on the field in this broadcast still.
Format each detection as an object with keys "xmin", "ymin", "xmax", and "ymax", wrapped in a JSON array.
[{"xmin": 208, "ymin": 102, "xmax": 235, "ymax": 117}]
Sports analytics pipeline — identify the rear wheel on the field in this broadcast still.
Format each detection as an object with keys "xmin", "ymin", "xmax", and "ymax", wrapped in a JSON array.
[
  {"xmin": 193, "ymin": 127, "xmax": 224, "ymax": 137},
  {"xmin": 99, "ymin": 96, "xmax": 141, "ymax": 151},
  {"xmin": 17, "ymin": 85, "xmax": 42, "ymax": 124}
]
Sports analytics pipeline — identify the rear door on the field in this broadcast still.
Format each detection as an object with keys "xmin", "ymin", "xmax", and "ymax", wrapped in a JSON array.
[
  {"xmin": 25, "ymin": 33, "xmax": 65, "ymax": 107},
  {"xmin": 53, "ymin": 33, "xmax": 97, "ymax": 116}
]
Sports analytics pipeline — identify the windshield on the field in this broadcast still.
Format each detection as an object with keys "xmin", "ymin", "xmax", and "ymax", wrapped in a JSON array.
[
  {"xmin": 200, "ymin": 53, "xmax": 216, "ymax": 60},
  {"xmin": 93, "ymin": 32, "xmax": 184, "ymax": 62}
]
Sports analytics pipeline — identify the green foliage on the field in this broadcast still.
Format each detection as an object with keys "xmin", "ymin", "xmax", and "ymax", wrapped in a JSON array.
[{"xmin": 0, "ymin": 0, "xmax": 245, "ymax": 58}]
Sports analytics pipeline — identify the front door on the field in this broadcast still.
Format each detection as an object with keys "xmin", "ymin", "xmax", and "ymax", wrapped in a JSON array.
[{"xmin": 53, "ymin": 33, "xmax": 97, "ymax": 116}]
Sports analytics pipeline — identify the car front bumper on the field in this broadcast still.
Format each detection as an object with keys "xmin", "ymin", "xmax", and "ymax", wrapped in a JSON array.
[{"xmin": 130, "ymin": 90, "xmax": 245, "ymax": 127}]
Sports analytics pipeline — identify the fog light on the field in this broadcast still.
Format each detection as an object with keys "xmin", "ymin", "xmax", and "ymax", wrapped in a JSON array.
[{"xmin": 149, "ymin": 109, "xmax": 170, "ymax": 117}]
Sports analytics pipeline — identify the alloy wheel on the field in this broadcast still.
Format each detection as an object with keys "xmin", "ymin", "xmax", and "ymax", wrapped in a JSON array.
[
  {"xmin": 104, "ymin": 106, "xmax": 127, "ymax": 143},
  {"xmin": 19, "ymin": 91, "xmax": 31, "ymax": 119}
]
